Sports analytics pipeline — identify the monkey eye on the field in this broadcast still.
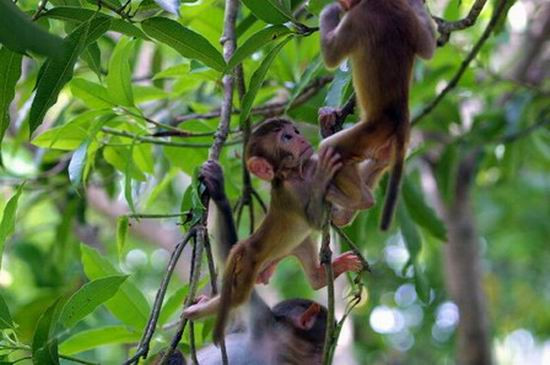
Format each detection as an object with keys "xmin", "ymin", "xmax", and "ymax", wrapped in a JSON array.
[
  {"xmin": 294, "ymin": 128, "xmax": 300, "ymax": 134},
  {"xmin": 281, "ymin": 133, "xmax": 293, "ymax": 142}
]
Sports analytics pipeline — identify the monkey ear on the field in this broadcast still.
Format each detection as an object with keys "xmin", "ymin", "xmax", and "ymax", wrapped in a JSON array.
[
  {"xmin": 297, "ymin": 303, "xmax": 321, "ymax": 330},
  {"xmin": 247, "ymin": 157, "xmax": 274, "ymax": 181}
]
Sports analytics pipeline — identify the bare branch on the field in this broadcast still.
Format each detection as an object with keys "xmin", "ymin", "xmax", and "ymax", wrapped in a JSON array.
[
  {"xmin": 412, "ymin": 0, "xmax": 512, "ymax": 126},
  {"xmin": 320, "ymin": 223, "xmax": 336, "ymax": 364}
]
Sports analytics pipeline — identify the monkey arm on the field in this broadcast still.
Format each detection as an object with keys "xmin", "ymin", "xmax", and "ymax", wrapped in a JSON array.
[
  {"xmin": 408, "ymin": 0, "xmax": 436, "ymax": 59},
  {"xmin": 320, "ymin": 3, "xmax": 357, "ymax": 68}
]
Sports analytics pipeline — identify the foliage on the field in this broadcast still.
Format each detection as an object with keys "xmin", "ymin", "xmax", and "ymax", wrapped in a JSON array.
[{"xmin": 0, "ymin": 0, "xmax": 548, "ymax": 364}]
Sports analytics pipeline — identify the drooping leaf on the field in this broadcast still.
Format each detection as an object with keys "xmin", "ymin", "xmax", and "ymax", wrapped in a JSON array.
[
  {"xmin": 80, "ymin": 244, "xmax": 150, "ymax": 329},
  {"xmin": 240, "ymin": 36, "xmax": 293, "ymax": 124},
  {"xmin": 413, "ymin": 261, "xmax": 430, "ymax": 304},
  {"xmin": 106, "ymin": 37, "xmax": 135, "ymax": 107},
  {"xmin": 0, "ymin": 48, "xmax": 22, "ymax": 164},
  {"xmin": 43, "ymin": 7, "xmax": 150, "ymax": 39},
  {"xmin": 0, "ymin": 293, "xmax": 14, "ymax": 329},
  {"xmin": 116, "ymin": 215, "xmax": 129, "ymax": 260},
  {"xmin": 241, "ymin": 0, "xmax": 295, "ymax": 24},
  {"xmin": 152, "ymin": 63, "xmax": 190, "ymax": 79},
  {"xmin": 435, "ymin": 143, "xmax": 459, "ymax": 205},
  {"xmin": 29, "ymin": 19, "xmax": 91, "ymax": 134},
  {"xmin": 0, "ymin": 0, "xmax": 65, "ymax": 57},
  {"xmin": 81, "ymin": 42, "xmax": 102, "ymax": 79},
  {"xmin": 402, "ymin": 178, "xmax": 447, "ymax": 241},
  {"xmin": 59, "ymin": 325, "xmax": 140, "ymax": 355},
  {"xmin": 68, "ymin": 142, "xmax": 89, "ymax": 188},
  {"xmin": 32, "ymin": 298, "xmax": 63, "ymax": 365},
  {"xmin": 0, "ymin": 183, "xmax": 24, "ymax": 270},
  {"xmin": 225, "ymin": 25, "xmax": 291, "ymax": 72},
  {"xmin": 60, "ymin": 275, "xmax": 128, "ymax": 328},
  {"xmin": 142, "ymin": 17, "xmax": 225, "ymax": 71}
]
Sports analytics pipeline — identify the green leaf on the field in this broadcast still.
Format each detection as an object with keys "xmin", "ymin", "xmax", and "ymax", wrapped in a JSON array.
[
  {"xmin": 43, "ymin": 7, "xmax": 150, "ymax": 39},
  {"xmin": 0, "ymin": 0, "xmax": 65, "ymax": 57},
  {"xmin": 0, "ymin": 48, "xmax": 22, "ymax": 165},
  {"xmin": 60, "ymin": 275, "xmax": 128, "ymax": 328},
  {"xmin": 70, "ymin": 78, "xmax": 115, "ymax": 108},
  {"xmin": 241, "ymin": 0, "xmax": 294, "ymax": 24},
  {"xmin": 142, "ymin": 17, "xmax": 226, "ymax": 72},
  {"xmin": 152, "ymin": 63, "xmax": 190, "ymax": 79},
  {"xmin": 125, "ymin": 141, "xmax": 139, "ymax": 215},
  {"xmin": 32, "ymin": 298, "xmax": 63, "ymax": 365},
  {"xmin": 29, "ymin": 19, "xmax": 91, "ymax": 134},
  {"xmin": 225, "ymin": 25, "xmax": 291, "ymax": 72},
  {"xmin": 82, "ymin": 42, "xmax": 102, "ymax": 79},
  {"xmin": 240, "ymin": 36, "xmax": 293, "ymax": 124},
  {"xmin": 397, "ymin": 203, "xmax": 422, "ymax": 262},
  {"xmin": 59, "ymin": 325, "xmax": 140, "ymax": 355},
  {"xmin": 106, "ymin": 37, "xmax": 135, "ymax": 107},
  {"xmin": 285, "ymin": 56, "xmax": 322, "ymax": 112},
  {"xmin": 80, "ymin": 244, "xmax": 150, "ymax": 329},
  {"xmin": 413, "ymin": 261, "xmax": 430, "ymax": 304},
  {"xmin": 402, "ymin": 178, "xmax": 447, "ymax": 241},
  {"xmin": 0, "ymin": 184, "xmax": 24, "ymax": 271},
  {"xmin": 435, "ymin": 143, "xmax": 459, "ymax": 205},
  {"xmin": 159, "ymin": 286, "xmax": 188, "ymax": 325},
  {"xmin": 0, "ymin": 293, "xmax": 14, "ymax": 329},
  {"xmin": 116, "ymin": 216, "xmax": 129, "ymax": 260},
  {"xmin": 68, "ymin": 142, "xmax": 88, "ymax": 188}
]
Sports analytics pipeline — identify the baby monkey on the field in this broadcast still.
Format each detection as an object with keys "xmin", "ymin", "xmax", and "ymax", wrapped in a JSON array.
[
  {"xmin": 183, "ymin": 118, "xmax": 382, "ymax": 343},
  {"xmin": 320, "ymin": 0, "xmax": 436, "ymax": 229}
]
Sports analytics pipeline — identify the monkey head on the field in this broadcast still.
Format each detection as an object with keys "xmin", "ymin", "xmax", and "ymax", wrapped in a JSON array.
[
  {"xmin": 246, "ymin": 118, "xmax": 313, "ymax": 181},
  {"xmin": 272, "ymin": 299, "xmax": 328, "ymax": 345}
]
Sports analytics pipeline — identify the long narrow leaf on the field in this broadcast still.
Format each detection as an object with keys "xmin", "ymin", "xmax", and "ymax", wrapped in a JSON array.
[
  {"xmin": 0, "ymin": 48, "xmax": 22, "ymax": 164},
  {"xmin": 0, "ymin": 1, "xmax": 65, "ymax": 57},
  {"xmin": 59, "ymin": 326, "xmax": 140, "ymax": 355},
  {"xmin": 142, "ymin": 17, "xmax": 225, "ymax": 72},
  {"xmin": 240, "ymin": 36, "xmax": 293, "ymax": 124},
  {"xmin": 29, "ymin": 20, "xmax": 91, "ymax": 133},
  {"xmin": 0, "ymin": 184, "xmax": 24, "ymax": 270}
]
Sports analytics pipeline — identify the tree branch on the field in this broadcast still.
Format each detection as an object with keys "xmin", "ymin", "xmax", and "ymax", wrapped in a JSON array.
[
  {"xmin": 412, "ymin": 0, "xmax": 511, "ymax": 126},
  {"xmin": 320, "ymin": 223, "xmax": 336, "ymax": 365},
  {"xmin": 434, "ymin": 0, "xmax": 488, "ymax": 46}
]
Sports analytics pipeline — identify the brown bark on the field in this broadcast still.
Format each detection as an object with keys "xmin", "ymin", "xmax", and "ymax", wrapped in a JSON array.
[{"xmin": 426, "ymin": 150, "xmax": 492, "ymax": 365}]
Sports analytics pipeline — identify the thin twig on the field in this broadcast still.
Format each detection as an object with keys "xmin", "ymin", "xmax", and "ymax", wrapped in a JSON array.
[
  {"xmin": 126, "ymin": 213, "xmax": 190, "ymax": 220},
  {"xmin": 320, "ymin": 223, "xmax": 336, "ymax": 365},
  {"xmin": 59, "ymin": 354, "xmax": 99, "ymax": 365},
  {"xmin": 162, "ymin": 229, "xmax": 205, "ymax": 363},
  {"xmin": 123, "ymin": 230, "xmax": 195, "ymax": 365},
  {"xmin": 101, "ymin": 127, "xmax": 242, "ymax": 148},
  {"xmin": 412, "ymin": 0, "xmax": 511, "ymax": 126},
  {"xmin": 331, "ymin": 224, "xmax": 371, "ymax": 273},
  {"xmin": 32, "ymin": 0, "xmax": 49, "ymax": 20},
  {"xmin": 173, "ymin": 76, "xmax": 333, "ymax": 124}
]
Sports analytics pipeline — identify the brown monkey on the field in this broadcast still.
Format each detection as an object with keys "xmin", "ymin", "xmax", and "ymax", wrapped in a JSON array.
[
  {"xmin": 319, "ymin": 0, "xmax": 436, "ymax": 230},
  {"xmin": 183, "ymin": 119, "xmax": 363, "ymax": 344},
  {"xmin": 197, "ymin": 160, "xmax": 328, "ymax": 364}
]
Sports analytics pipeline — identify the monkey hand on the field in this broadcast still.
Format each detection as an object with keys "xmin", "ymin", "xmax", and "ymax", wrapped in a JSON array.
[
  {"xmin": 333, "ymin": 251, "xmax": 363, "ymax": 275},
  {"xmin": 318, "ymin": 106, "xmax": 342, "ymax": 138},
  {"xmin": 199, "ymin": 160, "xmax": 226, "ymax": 202},
  {"xmin": 314, "ymin": 147, "xmax": 343, "ymax": 191},
  {"xmin": 182, "ymin": 295, "xmax": 211, "ymax": 320}
]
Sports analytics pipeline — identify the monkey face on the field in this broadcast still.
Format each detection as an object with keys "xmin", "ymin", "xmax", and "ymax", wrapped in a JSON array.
[
  {"xmin": 339, "ymin": 0, "xmax": 361, "ymax": 11},
  {"xmin": 277, "ymin": 124, "xmax": 313, "ymax": 165}
]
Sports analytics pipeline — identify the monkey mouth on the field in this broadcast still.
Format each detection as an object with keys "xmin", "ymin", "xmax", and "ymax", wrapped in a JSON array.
[{"xmin": 300, "ymin": 146, "xmax": 313, "ymax": 158}]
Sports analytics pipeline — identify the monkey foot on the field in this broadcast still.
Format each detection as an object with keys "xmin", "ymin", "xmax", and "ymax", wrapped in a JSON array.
[{"xmin": 333, "ymin": 251, "xmax": 363, "ymax": 274}]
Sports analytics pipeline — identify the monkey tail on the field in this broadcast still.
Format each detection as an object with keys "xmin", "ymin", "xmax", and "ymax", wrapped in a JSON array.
[
  {"xmin": 212, "ymin": 248, "xmax": 238, "ymax": 346},
  {"xmin": 380, "ymin": 123, "xmax": 408, "ymax": 231}
]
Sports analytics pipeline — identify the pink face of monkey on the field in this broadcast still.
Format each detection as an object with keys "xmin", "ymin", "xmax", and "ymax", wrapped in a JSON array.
[{"xmin": 338, "ymin": 0, "xmax": 362, "ymax": 11}]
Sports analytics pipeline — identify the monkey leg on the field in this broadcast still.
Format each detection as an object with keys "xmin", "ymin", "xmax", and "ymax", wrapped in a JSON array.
[
  {"xmin": 326, "ymin": 163, "xmax": 374, "ymax": 210},
  {"xmin": 292, "ymin": 238, "xmax": 362, "ymax": 290}
]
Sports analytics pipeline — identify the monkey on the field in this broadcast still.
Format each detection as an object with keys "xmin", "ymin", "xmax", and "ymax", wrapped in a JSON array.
[
  {"xmin": 196, "ymin": 159, "xmax": 328, "ymax": 364},
  {"xmin": 319, "ymin": 0, "xmax": 436, "ymax": 230},
  {"xmin": 182, "ymin": 118, "xmax": 367, "ymax": 344}
]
